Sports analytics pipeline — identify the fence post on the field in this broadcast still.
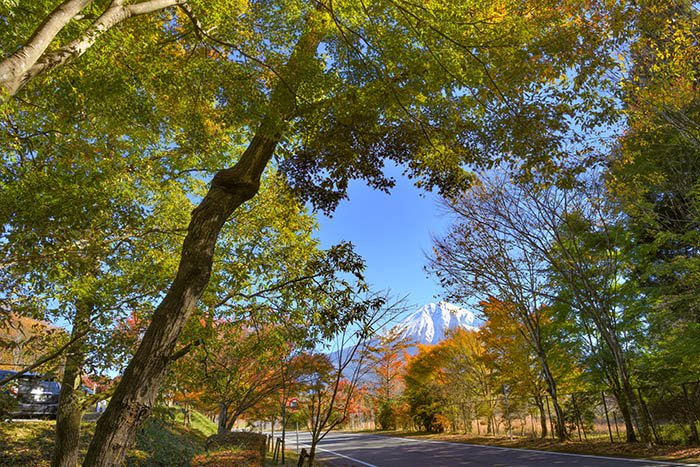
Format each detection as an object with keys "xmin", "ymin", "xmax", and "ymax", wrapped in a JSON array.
[{"xmin": 601, "ymin": 391, "xmax": 614, "ymax": 443}]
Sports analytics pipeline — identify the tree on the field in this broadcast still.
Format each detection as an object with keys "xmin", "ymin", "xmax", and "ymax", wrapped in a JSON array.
[
  {"xmin": 179, "ymin": 321, "xmax": 285, "ymax": 434},
  {"xmin": 622, "ymin": 0, "xmax": 700, "ymax": 151},
  {"xmin": 440, "ymin": 327, "xmax": 498, "ymax": 435},
  {"xmin": 609, "ymin": 0, "xmax": 700, "ymax": 444},
  {"xmin": 613, "ymin": 0, "xmax": 700, "ymax": 387},
  {"xmin": 301, "ymin": 292, "xmax": 400, "ymax": 465},
  {"xmin": 430, "ymin": 178, "xmax": 569, "ymax": 440},
  {"xmin": 2, "ymin": 1, "xmax": 629, "ymax": 462},
  {"xmin": 365, "ymin": 327, "xmax": 410, "ymax": 429},
  {"xmin": 435, "ymin": 171, "xmax": 654, "ymax": 442},
  {"xmin": 478, "ymin": 298, "xmax": 551, "ymax": 438},
  {"xmin": 0, "ymin": 0, "xmax": 191, "ymax": 100},
  {"xmin": 403, "ymin": 342, "xmax": 451, "ymax": 433},
  {"xmin": 0, "ymin": 314, "xmax": 67, "ymax": 375}
]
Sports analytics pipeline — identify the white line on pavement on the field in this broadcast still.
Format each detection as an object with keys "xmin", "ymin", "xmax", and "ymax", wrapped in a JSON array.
[
  {"xmin": 299, "ymin": 443, "xmax": 379, "ymax": 467},
  {"xmin": 379, "ymin": 435, "xmax": 698, "ymax": 467}
]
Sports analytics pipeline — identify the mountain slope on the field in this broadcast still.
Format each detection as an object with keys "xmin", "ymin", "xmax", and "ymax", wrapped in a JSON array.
[{"xmin": 392, "ymin": 302, "xmax": 479, "ymax": 346}]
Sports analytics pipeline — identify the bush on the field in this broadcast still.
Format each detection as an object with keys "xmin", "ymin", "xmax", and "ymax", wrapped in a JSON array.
[
  {"xmin": 377, "ymin": 401, "xmax": 397, "ymax": 430},
  {"xmin": 205, "ymin": 431, "xmax": 266, "ymax": 460},
  {"xmin": 191, "ymin": 449, "xmax": 262, "ymax": 467}
]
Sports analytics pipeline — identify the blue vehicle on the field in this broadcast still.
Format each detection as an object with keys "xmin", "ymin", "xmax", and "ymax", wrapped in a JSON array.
[{"xmin": 1, "ymin": 370, "xmax": 61, "ymax": 419}]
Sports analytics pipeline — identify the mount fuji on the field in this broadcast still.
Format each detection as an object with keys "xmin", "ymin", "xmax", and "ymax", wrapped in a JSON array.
[
  {"xmin": 391, "ymin": 301, "xmax": 480, "ymax": 346},
  {"xmin": 330, "ymin": 302, "xmax": 480, "ymax": 369}
]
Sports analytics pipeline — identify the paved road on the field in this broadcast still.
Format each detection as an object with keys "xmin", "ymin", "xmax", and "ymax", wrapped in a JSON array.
[{"xmin": 294, "ymin": 432, "xmax": 697, "ymax": 467}]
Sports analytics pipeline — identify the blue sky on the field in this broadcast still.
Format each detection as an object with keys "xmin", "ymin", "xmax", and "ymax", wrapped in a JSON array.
[{"xmin": 314, "ymin": 164, "xmax": 453, "ymax": 313}]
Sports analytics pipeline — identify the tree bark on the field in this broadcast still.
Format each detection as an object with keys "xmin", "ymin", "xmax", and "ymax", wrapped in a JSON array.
[
  {"xmin": 82, "ymin": 11, "xmax": 326, "ymax": 465},
  {"xmin": 538, "ymin": 350, "xmax": 567, "ymax": 441},
  {"xmin": 0, "ymin": 0, "xmax": 184, "ymax": 99},
  {"xmin": 534, "ymin": 395, "xmax": 548, "ymax": 439},
  {"xmin": 0, "ymin": 0, "xmax": 92, "ymax": 96},
  {"xmin": 51, "ymin": 300, "xmax": 93, "ymax": 467},
  {"xmin": 217, "ymin": 403, "xmax": 229, "ymax": 435},
  {"xmin": 82, "ymin": 136, "xmax": 275, "ymax": 465},
  {"xmin": 595, "ymin": 318, "xmax": 650, "ymax": 443}
]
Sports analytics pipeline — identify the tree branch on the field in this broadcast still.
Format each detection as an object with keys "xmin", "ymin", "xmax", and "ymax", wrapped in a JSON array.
[
  {"xmin": 0, "ymin": 0, "xmax": 93, "ymax": 96},
  {"xmin": 1, "ymin": 0, "xmax": 186, "ymax": 99},
  {"xmin": 0, "ymin": 329, "xmax": 89, "ymax": 387}
]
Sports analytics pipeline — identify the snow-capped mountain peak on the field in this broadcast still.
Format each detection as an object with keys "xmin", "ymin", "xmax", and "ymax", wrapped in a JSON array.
[{"xmin": 393, "ymin": 302, "xmax": 479, "ymax": 346}]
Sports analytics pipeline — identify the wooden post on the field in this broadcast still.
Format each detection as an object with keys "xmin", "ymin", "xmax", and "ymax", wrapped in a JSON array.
[{"xmin": 602, "ymin": 391, "xmax": 614, "ymax": 444}]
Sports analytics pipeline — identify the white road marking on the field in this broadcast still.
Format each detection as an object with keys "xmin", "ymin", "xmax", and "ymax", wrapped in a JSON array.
[
  {"xmin": 299, "ymin": 442, "xmax": 379, "ymax": 467},
  {"xmin": 377, "ymin": 434, "xmax": 699, "ymax": 466},
  {"xmin": 297, "ymin": 432, "xmax": 699, "ymax": 467}
]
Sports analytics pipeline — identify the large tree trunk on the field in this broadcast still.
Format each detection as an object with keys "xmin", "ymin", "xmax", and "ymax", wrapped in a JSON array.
[
  {"xmin": 217, "ymin": 403, "xmax": 229, "ymax": 435},
  {"xmin": 82, "ymin": 136, "xmax": 276, "ymax": 466},
  {"xmin": 51, "ymin": 300, "xmax": 92, "ymax": 467},
  {"xmin": 534, "ymin": 395, "xmax": 548, "ymax": 439},
  {"xmin": 82, "ymin": 13, "xmax": 326, "ymax": 466},
  {"xmin": 538, "ymin": 351, "xmax": 567, "ymax": 441},
  {"xmin": 597, "ymin": 321, "xmax": 650, "ymax": 443}
]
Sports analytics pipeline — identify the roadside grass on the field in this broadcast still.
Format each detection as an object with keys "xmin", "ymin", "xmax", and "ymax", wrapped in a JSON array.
[
  {"xmin": 373, "ymin": 430, "xmax": 700, "ymax": 464},
  {"xmin": 0, "ymin": 420, "xmax": 58, "ymax": 466},
  {"xmin": 0, "ymin": 407, "xmax": 220, "ymax": 466}
]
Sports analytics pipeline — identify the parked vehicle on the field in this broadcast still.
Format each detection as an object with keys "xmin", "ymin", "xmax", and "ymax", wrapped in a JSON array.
[{"xmin": 1, "ymin": 370, "xmax": 61, "ymax": 419}]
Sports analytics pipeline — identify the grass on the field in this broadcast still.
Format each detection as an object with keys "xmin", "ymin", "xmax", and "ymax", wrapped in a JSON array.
[
  {"xmin": 0, "ymin": 407, "xmax": 220, "ymax": 466},
  {"xmin": 0, "ymin": 419, "xmax": 58, "ymax": 466},
  {"xmin": 372, "ymin": 430, "xmax": 700, "ymax": 464}
]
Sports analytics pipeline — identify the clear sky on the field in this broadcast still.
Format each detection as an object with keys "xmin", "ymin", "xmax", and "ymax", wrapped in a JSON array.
[{"xmin": 314, "ymin": 164, "xmax": 453, "ymax": 313}]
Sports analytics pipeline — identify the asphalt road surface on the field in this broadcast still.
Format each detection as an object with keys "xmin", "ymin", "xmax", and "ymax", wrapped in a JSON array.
[{"xmin": 293, "ymin": 432, "xmax": 697, "ymax": 467}]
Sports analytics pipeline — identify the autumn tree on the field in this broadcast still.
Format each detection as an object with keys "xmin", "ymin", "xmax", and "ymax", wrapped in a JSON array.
[
  {"xmin": 440, "ymin": 328, "xmax": 498, "ymax": 434},
  {"xmin": 365, "ymin": 327, "xmax": 411, "ymax": 430},
  {"xmin": 180, "ymin": 321, "xmax": 285, "ymax": 434},
  {"xmin": 403, "ymin": 342, "xmax": 451, "ymax": 433},
  {"xmin": 301, "ymin": 292, "xmax": 400, "ymax": 465},
  {"xmin": 606, "ymin": 0, "xmax": 700, "ymax": 444},
  {"xmin": 436, "ymin": 171, "xmax": 655, "ymax": 442},
  {"xmin": 479, "ymin": 297, "xmax": 578, "ymax": 438},
  {"xmin": 1, "ymin": 1, "xmax": 630, "ymax": 462},
  {"xmin": 612, "ymin": 0, "xmax": 700, "ymax": 387},
  {"xmin": 430, "ymin": 178, "xmax": 569, "ymax": 440}
]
